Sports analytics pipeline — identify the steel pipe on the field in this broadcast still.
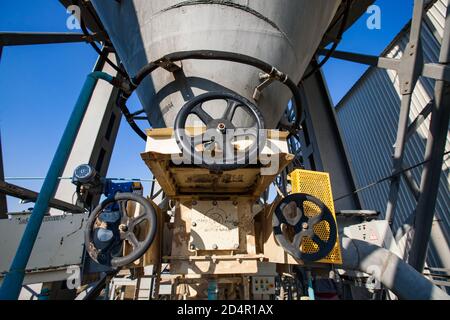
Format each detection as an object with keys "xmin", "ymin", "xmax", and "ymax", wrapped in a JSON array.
[
  {"xmin": 341, "ymin": 237, "xmax": 449, "ymax": 300},
  {"xmin": 0, "ymin": 71, "xmax": 115, "ymax": 300}
]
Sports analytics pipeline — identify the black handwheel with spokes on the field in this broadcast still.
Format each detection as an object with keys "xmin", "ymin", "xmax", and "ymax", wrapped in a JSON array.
[
  {"xmin": 174, "ymin": 92, "xmax": 266, "ymax": 172},
  {"xmin": 85, "ymin": 192, "xmax": 157, "ymax": 268},
  {"xmin": 273, "ymin": 193, "xmax": 337, "ymax": 262}
]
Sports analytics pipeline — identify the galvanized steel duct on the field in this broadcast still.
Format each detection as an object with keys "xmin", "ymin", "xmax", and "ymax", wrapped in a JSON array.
[{"xmin": 341, "ymin": 237, "xmax": 450, "ymax": 300}]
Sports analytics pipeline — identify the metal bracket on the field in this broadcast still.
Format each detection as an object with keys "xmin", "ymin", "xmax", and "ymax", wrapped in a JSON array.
[
  {"xmin": 253, "ymin": 73, "xmax": 275, "ymax": 100},
  {"xmin": 398, "ymin": 41, "xmax": 424, "ymax": 95},
  {"xmin": 155, "ymin": 58, "xmax": 182, "ymax": 73},
  {"xmin": 253, "ymin": 68, "xmax": 288, "ymax": 101},
  {"xmin": 319, "ymin": 50, "xmax": 450, "ymax": 83}
]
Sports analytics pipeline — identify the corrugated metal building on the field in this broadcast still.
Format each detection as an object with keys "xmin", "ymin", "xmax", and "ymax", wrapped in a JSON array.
[{"xmin": 336, "ymin": 0, "xmax": 449, "ymax": 269}]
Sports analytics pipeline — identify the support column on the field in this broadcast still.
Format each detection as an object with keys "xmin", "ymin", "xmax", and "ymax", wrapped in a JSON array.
[
  {"xmin": 385, "ymin": 0, "xmax": 426, "ymax": 224},
  {"xmin": 408, "ymin": 4, "xmax": 450, "ymax": 272},
  {"xmin": 0, "ymin": 133, "xmax": 7, "ymax": 218},
  {"xmin": 300, "ymin": 69, "xmax": 362, "ymax": 211}
]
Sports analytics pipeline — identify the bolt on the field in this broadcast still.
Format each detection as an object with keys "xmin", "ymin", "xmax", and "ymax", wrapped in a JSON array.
[
  {"xmin": 302, "ymin": 222, "xmax": 309, "ymax": 230},
  {"xmin": 190, "ymin": 244, "xmax": 196, "ymax": 250},
  {"xmin": 217, "ymin": 123, "xmax": 226, "ymax": 133},
  {"xmin": 192, "ymin": 200, "xmax": 197, "ymax": 206},
  {"xmin": 212, "ymin": 244, "xmax": 218, "ymax": 250},
  {"xmin": 213, "ymin": 201, "xmax": 218, "ymax": 206},
  {"xmin": 233, "ymin": 201, "xmax": 238, "ymax": 206},
  {"xmin": 119, "ymin": 224, "xmax": 128, "ymax": 232},
  {"xmin": 234, "ymin": 244, "xmax": 239, "ymax": 249},
  {"xmin": 192, "ymin": 222, "xmax": 197, "ymax": 227}
]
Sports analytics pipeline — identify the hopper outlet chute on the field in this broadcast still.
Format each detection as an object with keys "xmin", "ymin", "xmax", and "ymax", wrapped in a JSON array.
[{"xmin": 91, "ymin": 0, "xmax": 342, "ymax": 128}]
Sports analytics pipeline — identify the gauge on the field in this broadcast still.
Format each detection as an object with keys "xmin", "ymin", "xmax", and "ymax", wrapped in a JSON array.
[{"xmin": 73, "ymin": 164, "xmax": 94, "ymax": 183}]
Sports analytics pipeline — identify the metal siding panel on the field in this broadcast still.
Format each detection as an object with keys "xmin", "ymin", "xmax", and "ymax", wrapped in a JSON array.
[{"xmin": 336, "ymin": 0, "xmax": 449, "ymax": 268}]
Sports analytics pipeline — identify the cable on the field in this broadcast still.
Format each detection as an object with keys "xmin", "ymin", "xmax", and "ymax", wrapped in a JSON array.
[
  {"xmin": 131, "ymin": 50, "xmax": 304, "ymax": 131},
  {"xmin": 75, "ymin": 0, "xmax": 128, "ymax": 78},
  {"xmin": 302, "ymin": 0, "xmax": 353, "ymax": 81},
  {"xmin": 74, "ymin": 1, "xmax": 149, "ymax": 140},
  {"xmin": 334, "ymin": 150, "xmax": 450, "ymax": 202},
  {"xmin": 116, "ymin": 98, "xmax": 148, "ymax": 141},
  {"xmin": 80, "ymin": 19, "xmax": 127, "ymax": 77}
]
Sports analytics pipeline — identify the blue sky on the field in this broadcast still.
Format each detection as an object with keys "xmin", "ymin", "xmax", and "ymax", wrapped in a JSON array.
[{"xmin": 1, "ymin": 0, "xmax": 414, "ymax": 212}]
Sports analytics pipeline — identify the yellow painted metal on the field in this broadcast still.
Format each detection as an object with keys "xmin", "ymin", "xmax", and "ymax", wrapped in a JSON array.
[{"xmin": 289, "ymin": 169, "xmax": 342, "ymax": 265}]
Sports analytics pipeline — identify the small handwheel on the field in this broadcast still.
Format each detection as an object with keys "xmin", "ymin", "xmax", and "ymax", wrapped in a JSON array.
[
  {"xmin": 272, "ymin": 193, "xmax": 337, "ymax": 262},
  {"xmin": 85, "ymin": 192, "xmax": 157, "ymax": 268},
  {"xmin": 174, "ymin": 92, "xmax": 266, "ymax": 171}
]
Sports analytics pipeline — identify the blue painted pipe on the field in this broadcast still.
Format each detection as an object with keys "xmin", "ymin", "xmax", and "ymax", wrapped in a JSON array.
[
  {"xmin": 307, "ymin": 271, "xmax": 315, "ymax": 301},
  {"xmin": 207, "ymin": 279, "xmax": 218, "ymax": 300},
  {"xmin": 0, "ymin": 72, "xmax": 115, "ymax": 300}
]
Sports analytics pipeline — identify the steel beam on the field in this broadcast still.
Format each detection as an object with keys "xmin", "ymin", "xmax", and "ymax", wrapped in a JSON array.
[
  {"xmin": 408, "ymin": 3, "xmax": 450, "ymax": 272},
  {"xmin": 318, "ymin": 52, "xmax": 449, "ymax": 82},
  {"xmin": 297, "ymin": 67, "xmax": 362, "ymax": 211},
  {"xmin": 385, "ymin": 0, "xmax": 426, "ymax": 224},
  {"xmin": 422, "ymin": 63, "xmax": 450, "ymax": 82},
  {"xmin": 405, "ymin": 100, "xmax": 433, "ymax": 142},
  {"xmin": 319, "ymin": 48, "xmax": 400, "ymax": 70},
  {"xmin": 0, "ymin": 134, "xmax": 7, "ymax": 218},
  {"xmin": 401, "ymin": 166, "xmax": 421, "ymax": 201},
  {"xmin": 0, "ymin": 180, "xmax": 84, "ymax": 214},
  {"xmin": 0, "ymin": 32, "xmax": 104, "ymax": 46}
]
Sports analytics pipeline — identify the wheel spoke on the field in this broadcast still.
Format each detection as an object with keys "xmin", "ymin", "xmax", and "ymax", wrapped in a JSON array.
[
  {"xmin": 308, "ymin": 212, "xmax": 324, "ymax": 226},
  {"xmin": 126, "ymin": 233, "xmax": 139, "ymax": 249},
  {"xmin": 118, "ymin": 200, "xmax": 128, "ymax": 218},
  {"xmin": 293, "ymin": 231, "xmax": 307, "ymax": 248},
  {"xmin": 192, "ymin": 104, "xmax": 213, "ymax": 124},
  {"xmin": 130, "ymin": 214, "xmax": 147, "ymax": 227},
  {"xmin": 312, "ymin": 234, "xmax": 327, "ymax": 248},
  {"xmin": 223, "ymin": 100, "xmax": 240, "ymax": 121}
]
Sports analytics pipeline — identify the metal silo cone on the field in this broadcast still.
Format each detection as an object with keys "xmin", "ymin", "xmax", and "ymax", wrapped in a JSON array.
[{"xmin": 91, "ymin": 0, "xmax": 342, "ymax": 128}]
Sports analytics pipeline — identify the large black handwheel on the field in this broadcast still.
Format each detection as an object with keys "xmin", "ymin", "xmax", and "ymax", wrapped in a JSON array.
[
  {"xmin": 174, "ymin": 92, "xmax": 266, "ymax": 172},
  {"xmin": 85, "ymin": 193, "xmax": 157, "ymax": 268},
  {"xmin": 273, "ymin": 193, "xmax": 337, "ymax": 262}
]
